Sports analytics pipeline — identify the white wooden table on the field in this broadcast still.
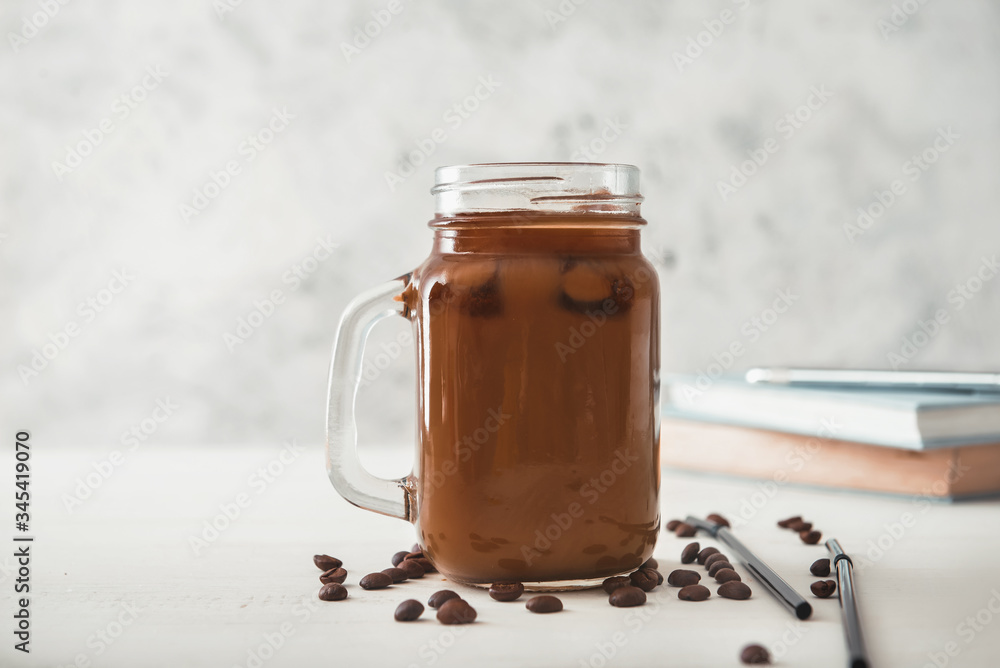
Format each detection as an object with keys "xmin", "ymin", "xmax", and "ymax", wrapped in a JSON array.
[{"xmin": 8, "ymin": 444, "xmax": 1000, "ymax": 667}]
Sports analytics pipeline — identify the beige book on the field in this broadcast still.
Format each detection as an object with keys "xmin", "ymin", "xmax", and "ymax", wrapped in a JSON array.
[{"xmin": 661, "ymin": 417, "xmax": 1000, "ymax": 499}]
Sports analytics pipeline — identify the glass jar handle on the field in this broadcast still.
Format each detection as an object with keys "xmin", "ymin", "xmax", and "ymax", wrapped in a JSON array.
[{"xmin": 325, "ymin": 276, "xmax": 413, "ymax": 521}]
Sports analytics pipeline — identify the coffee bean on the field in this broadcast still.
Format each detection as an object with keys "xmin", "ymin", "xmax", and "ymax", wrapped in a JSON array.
[
  {"xmin": 707, "ymin": 513, "xmax": 731, "ymax": 528},
  {"xmin": 489, "ymin": 582, "xmax": 524, "ymax": 602},
  {"xmin": 609, "ymin": 586, "xmax": 647, "ymax": 607},
  {"xmin": 810, "ymin": 558, "xmax": 831, "ymax": 577},
  {"xmin": 411, "ymin": 543, "xmax": 421, "ymax": 552},
  {"xmin": 681, "ymin": 542, "xmax": 700, "ymax": 564},
  {"xmin": 320, "ymin": 567, "xmax": 347, "ymax": 584},
  {"xmin": 708, "ymin": 561, "xmax": 734, "ymax": 577},
  {"xmin": 399, "ymin": 560, "xmax": 425, "ymax": 579},
  {"xmin": 665, "ymin": 519, "xmax": 682, "ymax": 532},
  {"xmin": 740, "ymin": 644, "xmax": 771, "ymax": 664},
  {"xmin": 630, "ymin": 569, "xmax": 658, "ymax": 592},
  {"xmin": 403, "ymin": 551, "xmax": 424, "ymax": 561},
  {"xmin": 525, "ymin": 595, "xmax": 563, "ymax": 613},
  {"xmin": 394, "ymin": 599, "xmax": 424, "ymax": 621},
  {"xmin": 391, "ymin": 551, "xmax": 409, "ymax": 567},
  {"xmin": 667, "ymin": 569, "xmax": 701, "ymax": 587},
  {"xmin": 800, "ymin": 530, "xmax": 822, "ymax": 545},
  {"xmin": 811, "ymin": 580, "xmax": 837, "ymax": 598},
  {"xmin": 428, "ymin": 590, "xmax": 460, "ymax": 608},
  {"xmin": 437, "ymin": 598, "xmax": 477, "ymax": 624},
  {"xmin": 704, "ymin": 553, "xmax": 728, "ymax": 569},
  {"xmin": 641, "ymin": 557, "xmax": 659, "ymax": 570},
  {"xmin": 697, "ymin": 547, "xmax": 720, "ymax": 565},
  {"xmin": 381, "ymin": 567, "xmax": 408, "ymax": 583},
  {"xmin": 413, "ymin": 557, "xmax": 436, "ymax": 573},
  {"xmin": 359, "ymin": 572, "xmax": 392, "ymax": 590},
  {"xmin": 777, "ymin": 516, "xmax": 802, "ymax": 528},
  {"xmin": 313, "ymin": 555, "xmax": 342, "ymax": 571},
  {"xmin": 318, "ymin": 583, "xmax": 347, "ymax": 601},
  {"xmin": 788, "ymin": 520, "xmax": 812, "ymax": 532},
  {"xmin": 714, "ymin": 568, "xmax": 741, "ymax": 583},
  {"xmin": 674, "ymin": 522, "xmax": 697, "ymax": 538},
  {"xmin": 653, "ymin": 569, "xmax": 664, "ymax": 585},
  {"xmin": 718, "ymin": 581, "xmax": 752, "ymax": 600},
  {"xmin": 678, "ymin": 584, "xmax": 711, "ymax": 601},
  {"xmin": 603, "ymin": 576, "xmax": 631, "ymax": 594}
]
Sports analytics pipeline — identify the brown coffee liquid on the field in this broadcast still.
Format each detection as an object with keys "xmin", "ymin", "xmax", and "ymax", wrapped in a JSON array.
[{"xmin": 407, "ymin": 216, "xmax": 660, "ymax": 584}]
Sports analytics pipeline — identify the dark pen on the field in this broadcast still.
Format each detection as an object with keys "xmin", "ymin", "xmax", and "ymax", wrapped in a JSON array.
[
  {"xmin": 685, "ymin": 516, "xmax": 812, "ymax": 620},
  {"xmin": 826, "ymin": 539, "xmax": 871, "ymax": 668}
]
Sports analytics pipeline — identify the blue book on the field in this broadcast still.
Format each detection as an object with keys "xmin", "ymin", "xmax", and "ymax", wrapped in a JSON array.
[{"xmin": 662, "ymin": 374, "xmax": 1000, "ymax": 450}]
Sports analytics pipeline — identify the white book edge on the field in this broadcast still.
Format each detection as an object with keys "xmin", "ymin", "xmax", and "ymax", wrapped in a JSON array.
[{"xmin": 662, "ymin": 379, "xmax": 1000, "ymax": 450}]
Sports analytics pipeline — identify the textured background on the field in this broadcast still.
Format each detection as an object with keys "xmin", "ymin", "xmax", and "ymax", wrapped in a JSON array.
[{"xmin": 2, "ymin": 0, "xmax": 999, "ymax": 448}]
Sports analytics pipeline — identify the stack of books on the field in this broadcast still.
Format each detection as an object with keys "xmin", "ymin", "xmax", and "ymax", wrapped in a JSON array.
[{"xmin": 660, "ymin": 374, "xmax": 1000, "ymax": 499}]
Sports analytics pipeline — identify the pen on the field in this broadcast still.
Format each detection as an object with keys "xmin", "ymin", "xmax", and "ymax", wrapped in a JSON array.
[
  {"xmin": 826, "ymin": 539, "xmax": 871, "ymax": 668},
  {"xmin": 745, "ymin": 368, "xmax": 1000, "ymax": 393},
  {"xmin": 685, "ymin": 516, "xmax": 812, "ymax": 620}
]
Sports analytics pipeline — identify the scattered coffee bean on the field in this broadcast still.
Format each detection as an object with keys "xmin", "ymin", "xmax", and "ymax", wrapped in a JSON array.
[
  {"xmin": 777, "ymin": 516, "xmax": 802, "ymax": 528},
  {"xmin": 394, "ymin": 599, "xmax": 424, "ymax": 621},
  {"xmin": 665, "ymin": 519, "xmax": 682, "ymax": 532},
  {"xmin": 714, "ymin": 568, "xmax": 741, "ymax": 584},
  {"xmin": 718, "ymin": 581, "xmax": 752, "ymax": 600},
  {"xmin": 641, "ymin": 557, "xmax": 659, "ymax": 570},
  {"xmin": 603, "ymin": 576, "xmax": 631, "ymax": 594},
  {"xmin": 413, "ymin": 557, "xmax": 437, "ymax": 573},
  {"xmin": 489, "ymin": 582, "xmax": 524, "ymax": 602},
  {"xmin": 403, "ymin": 551, "xmax": 424, "ymax": 561},
  {"xmin": 740, "ymin": 644, "xmax": 771, "ymax": 664},
  {"xmin": 667, "ymin": 569, "xmax": 701, "ymax": 587},
  {"xmin": 428, "ymin": 590, "xmax": 461, "ymax": 608},
  {"xmin": 704, "ymin": 553, "xmax": 729, "ymax": 570},
  {"xmin": 707, "ymin": 513, "xmax": 731, "ymax": 528},
  {"xmin": 609, "ymin": 586, "xmax": 647, "ymax": 607},
  {"xmin": 526, "ymin": 595, "xmax": 563, "ymax": 613},
  {"xmin": 630, "ymin": 569, "xmax": 658, "ymax": 592},
  {"xmin": 681, "ymin": 542, "xmax": 700, "ymax": 564},
  {"xmin": 359, "ymin": 572, "xmax": 392, "ymax": 590},
  {"xmin": 399, "ymin": 560, "xmax": 425, "ymax": 579},
  {"xmin": 391, "ymin": 551, "xmax": 409, "ymax": 567},
  {"xmin": 318, "ymin": 583, "xmax": 348, "ymax": 601},
  {"xmin": 678, "ymin": 584, "xmax": 711, "ymax": 601},
  {"xmin": 653, "ymin": 569, "xmax": 664, "ymax": 585},
  {"xmin": 674, "ymin": 522, "xmax": 697, "ymax": 538},
  {"xmin": 314, "ymin": 555, "xmax": 342, "ymax": 571},
  {"xmin": 800, "ymin": 530, "xmax": 822, "ymax": 545},
  {"xmin": 437, "ymin": 598, "xmax": 477, "ymax": 624},
  {"xmin": 708, "ymin": 561, "xmax": 734, "ymax": 577},
  {"xmin": 811, "ymin": 580, "xmax": 837, "ymax": 598},
  {"xmin": 788, "ymin": 520, "xmax": 812, "ymax": 532},
  {"xmin": 697, "ymin": 547, "xmax": 720, "ymax": 565},
  {"xmin": 381, "ymin": 567, "xmax": 408, "ymax": 583},
  {"xmin": 320, "ymin": 567, "xmax": 347, "ymax": 585},
  {"xmin": 810, "ymin": 558, "xmax": 831, "ymax": 577}
]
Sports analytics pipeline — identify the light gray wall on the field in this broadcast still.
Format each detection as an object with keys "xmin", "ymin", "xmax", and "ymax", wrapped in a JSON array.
[{"xmin": 2, "ymin": 0, "xmax": 998, "ymax": 447}]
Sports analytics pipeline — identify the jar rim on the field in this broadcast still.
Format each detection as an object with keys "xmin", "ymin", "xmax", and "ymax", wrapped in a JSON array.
[{"xmin": 431, "ymin": 163, "xmax": 642, "ymax": 216}]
